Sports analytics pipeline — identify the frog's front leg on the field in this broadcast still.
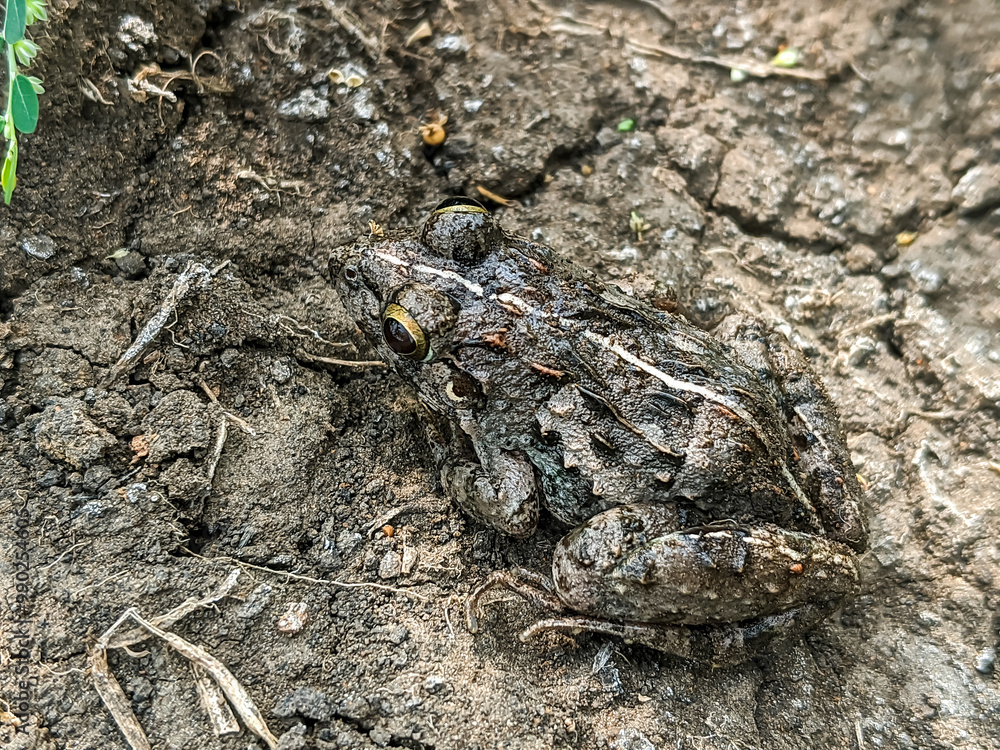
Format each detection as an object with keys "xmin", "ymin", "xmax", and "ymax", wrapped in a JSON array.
[
  {"xmin": 427, "ymin": 413, "xmax": 539, "ymax": 537},
  {"xmin": 468, "ymin": 503, "xmax": 860, "ymax": 664}
]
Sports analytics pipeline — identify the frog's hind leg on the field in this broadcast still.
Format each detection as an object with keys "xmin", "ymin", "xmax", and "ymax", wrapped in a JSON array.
[
  {"xmin": 466, "ymin": 568, "xmax": 566, "ymax": 633},
  {"xmin": 520, "ymin": 602, "xmax": 842, "ymax": 666},
  {"xmin": 715, "ymin": 313, "xmax": 868, "ymax": 551}
]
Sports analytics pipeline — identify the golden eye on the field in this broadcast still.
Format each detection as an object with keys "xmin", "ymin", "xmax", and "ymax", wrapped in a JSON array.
[{"xmin": 381, "ymin": 303, "xmax": 429, "ymax": 360}]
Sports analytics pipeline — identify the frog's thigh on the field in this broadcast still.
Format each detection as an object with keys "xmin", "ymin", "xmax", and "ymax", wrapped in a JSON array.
[
  {"xmin": 552, "ymin": 504, "xmax": 860, "ymax": 624},
  {"xmin": 440, "ymin": 450, "xmax": 539, "ymax": 537},
  {"xmin": 715, "ymin": 313, "xmax": 867, "ymax": 550}
]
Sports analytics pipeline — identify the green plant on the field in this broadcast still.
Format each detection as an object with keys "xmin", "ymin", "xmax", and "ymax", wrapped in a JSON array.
[{"xmin": 2, "ymin": 0, "xmax": 46, "ymax": 204}]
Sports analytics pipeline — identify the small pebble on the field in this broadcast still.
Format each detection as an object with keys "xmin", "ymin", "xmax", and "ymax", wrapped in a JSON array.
[
  {"xmin": 952, "ymin": 164, "xmax": 1000, "ymax": 215},
  {"xmin": 845, "ymin": 243, "xmax": 879, "ymax": 273},
  {"xmin": 22, "ymin": 235, "xmax": 57, "ymax": 260},
  {"xmin": 975, "ymin": 646, "xmax": 996, "ymax": 674}
]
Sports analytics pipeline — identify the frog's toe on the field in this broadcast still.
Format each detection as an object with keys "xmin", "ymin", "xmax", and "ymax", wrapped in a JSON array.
[
  {"xmin": 465, "ymin": 569, "xmax": 565, "ymax": 635},
  {"xmin": 519, "ymin": 602, "xmax": 844, "ymax": 666}
]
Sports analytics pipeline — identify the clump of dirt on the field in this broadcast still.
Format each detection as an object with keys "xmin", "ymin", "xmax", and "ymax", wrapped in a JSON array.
[{"xmin": 2, "ymin": 1, "xmax": 999, "ymax": 749}]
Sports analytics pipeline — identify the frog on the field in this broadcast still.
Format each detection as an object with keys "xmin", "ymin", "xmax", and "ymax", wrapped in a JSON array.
[{"xmin": 332, "ymin": 197, "xmax": 868, "ymax": 665}]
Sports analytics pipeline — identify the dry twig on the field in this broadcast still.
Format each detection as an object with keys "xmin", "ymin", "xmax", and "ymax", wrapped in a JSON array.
[
  {"xmin": 320, "ymin": 0, "xmax": 381, "ymax": 58},
  {"xmin": 295, "ymin": 349, "xmax": 386, "ymax": 368},
  {"xmin": 627, "ymin": 39, "xmax": 828, "ymax": 81},
  {"xmin": 90, "ymin": 571, "xmax": 280, "ymax": 750},
  {"xmin": 101, "ymin": 263, "xmax": 213, "ymax": 388},
  {"xmin": 181, "ymin": 548, "xmax": 430, "ymax": 602}
]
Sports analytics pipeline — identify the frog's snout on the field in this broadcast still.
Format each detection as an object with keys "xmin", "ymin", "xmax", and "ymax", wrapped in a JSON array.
[
  {"xmin": 330, "ymin": 248, "xmax": 366, "ymax": 293},
  {"xmin": 328, "ymin": 247, "xmax": 350, "ymax": 282}
]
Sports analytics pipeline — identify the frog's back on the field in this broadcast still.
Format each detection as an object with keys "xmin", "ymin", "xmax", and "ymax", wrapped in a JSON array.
[{"xmin": 461, "ymin": 243, "xmax": 808, "ymax": 531}]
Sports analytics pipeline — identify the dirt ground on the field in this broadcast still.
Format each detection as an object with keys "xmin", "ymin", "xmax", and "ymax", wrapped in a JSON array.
[{"xmin": 1, "ymin": 0, "xmax": 999, "ymax": 748}]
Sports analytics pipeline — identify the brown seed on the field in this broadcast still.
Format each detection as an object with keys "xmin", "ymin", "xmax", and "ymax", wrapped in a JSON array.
[
  {"xmin": 382, "ymin": 525, "xmax": 395, "ymax": 538},
  {"xmin": 421, "ymin": 122, "xmax": 446, "ymax": 146}
]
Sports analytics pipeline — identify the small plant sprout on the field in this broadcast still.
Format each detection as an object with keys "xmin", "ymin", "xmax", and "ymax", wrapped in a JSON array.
[
  {"xmin": 629, "ymin": 211, "xmax": 651, "ymax": 242},
  {"xmin": 2, "ymin": 0, "xmax": 47, "ymax": 204}
]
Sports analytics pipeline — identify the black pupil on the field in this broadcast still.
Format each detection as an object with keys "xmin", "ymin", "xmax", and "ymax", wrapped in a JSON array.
[{"xmin": 383, "ymin": 318, "xmax": 417, "ymax": 355}]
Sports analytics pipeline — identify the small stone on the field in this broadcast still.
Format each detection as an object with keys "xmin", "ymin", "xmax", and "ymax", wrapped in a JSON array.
[
  {"xmin": 595, "ymin": 126, "xmax": 623, "ymax": 150},
  {"xmin": 271, "ymin": 360, "xmax": 292, "ymax": 384},
  {"xmin": 236, "ymin": 583, "xmax": 273, "ymax": 619},
  {"xmin": 611, "ymin": 728, "xmax": 656, "ymax": 750},
  {"xmin": 848, "ymin": 336, "xmax": 878, "ymax": 368},
  {"xmin": 21, "ymin": 235, "xmax": 57, "ymax": 260},
  {"xmin": 369, "ymin": 726, "xmax": 392, "ymax": 747},
  {"xmin": 220, "ymin": 348, "xmax": 240, "ymax": 368},
  {"xmin": 113, "ymin": 251, "xmax": 147, "ymax": 278},
  {"xmin": 387, "ymin": 625, "xmax": 409, "ymax": 645},
  {"xmin": 844, "ymin": 243, "xmax": 879, "ymax": 273},
  {"xmin": 948, "ymin": 148, "xmax": 977, "ymax": 175},
  {"xmin": 117, "ymin": 15, "xmax": 157, "ymax": 52},
  {"xmin": 276, "ymin": 723, "xmax": 308, "ymax": 750},
  {"xmin": 435, "ymin": 34, "xmax": 469, "ymax": 54},
  {"xmin": 337, "ymin": 528, "xmax": 364, "ymax": 555},
  {"xmin": 909, "ymin": 262, "xmax": 946, "ymax": 295},
  {"xmin": 277, "ymin": 89, "xmax": 330, "ymax": 122},
  {"xmin": 423, "ymin": 675, "xmax": 447, "ymax": 694},
  {"xmin": 975, "ymin": 646, "xmax": 996, "ymax": 674},
  {"xmin": 952, "ymin": 164, "xmax": 1000, "ymax": 215},
  {"xmin": 400, "ymin": 545, "xmax": 419, "ymax": 575},
  {"xmin": 378, "ymin": 549, "xmax": 401, "ymax": 579},
  {"xmin": 277, "ymin": 602, "xmax": 309, "ymax": 635}
]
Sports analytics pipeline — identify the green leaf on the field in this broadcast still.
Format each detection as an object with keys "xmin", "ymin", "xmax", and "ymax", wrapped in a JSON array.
[
  {"xmin": 25, "ymin": 0, "xmax": 47, "ymax": 25},
  {"xmin": 26, "ymin": 74, "xmax": 44, "ymax": 94},
  {"xmin": 617, "ymin": 118, "xmax": 636, "ymax": 132},
  {"xmin": 11, "ymin": 74, "xmax": 39, "ymax": 133},
  {"xmin": 13, "ymin": 38, "xmax": 39, "ymax": 65},
  {"xmin": 770, "ymin": 47, "xmax": 802, "ymax": 69},
  {"xmin": 2, "ymin": 138, "xmax": 18, "ymax": 204},
  {"xmin": 3, "ymin": 0, "xmax": 28, "ymax": 44}
]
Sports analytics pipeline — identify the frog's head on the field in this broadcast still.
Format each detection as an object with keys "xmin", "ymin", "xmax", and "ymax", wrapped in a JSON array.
[{"xmin": 332, "ymin": 197, "xmax": 500, "ymax": 387}]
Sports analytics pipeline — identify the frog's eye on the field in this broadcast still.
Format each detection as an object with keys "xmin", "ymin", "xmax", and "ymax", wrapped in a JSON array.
[
  {"xmin": 421, "ymin": 197, "xmax": 501, "ymax": 265},
  {"xmin": 434, "ymin": 197, "xmax": 487, "ymax": 212},
  {"xmin": 381, "ymin": 283, "xmax": 459, "ymax": 363},
  {"xmin": 382, "ymin": 303, "xmax": 429, "ymax": 360}
]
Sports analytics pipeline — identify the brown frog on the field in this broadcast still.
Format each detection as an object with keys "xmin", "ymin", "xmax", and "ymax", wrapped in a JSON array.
[{"xmin": 332, "ymin": 198, "xmax": 867, "ymax": 665}]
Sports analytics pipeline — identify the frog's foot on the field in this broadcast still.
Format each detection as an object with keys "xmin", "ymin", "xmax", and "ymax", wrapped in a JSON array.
[
  {"xmin": 521, "ymin": 602, "xmax": 840, "ymax": 666},
  {"xmin": 441, "ymin": 453, "xmax": 539, "ymax": 538},
  {"xmin": 465, "ymin": 568, "xmax": 564, "ymax": 633}
]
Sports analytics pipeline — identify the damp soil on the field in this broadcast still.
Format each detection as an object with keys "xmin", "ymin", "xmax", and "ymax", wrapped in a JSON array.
[{"xmin": 2, "ymin": 1, "xmax": 1000, "ymax": 749}]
